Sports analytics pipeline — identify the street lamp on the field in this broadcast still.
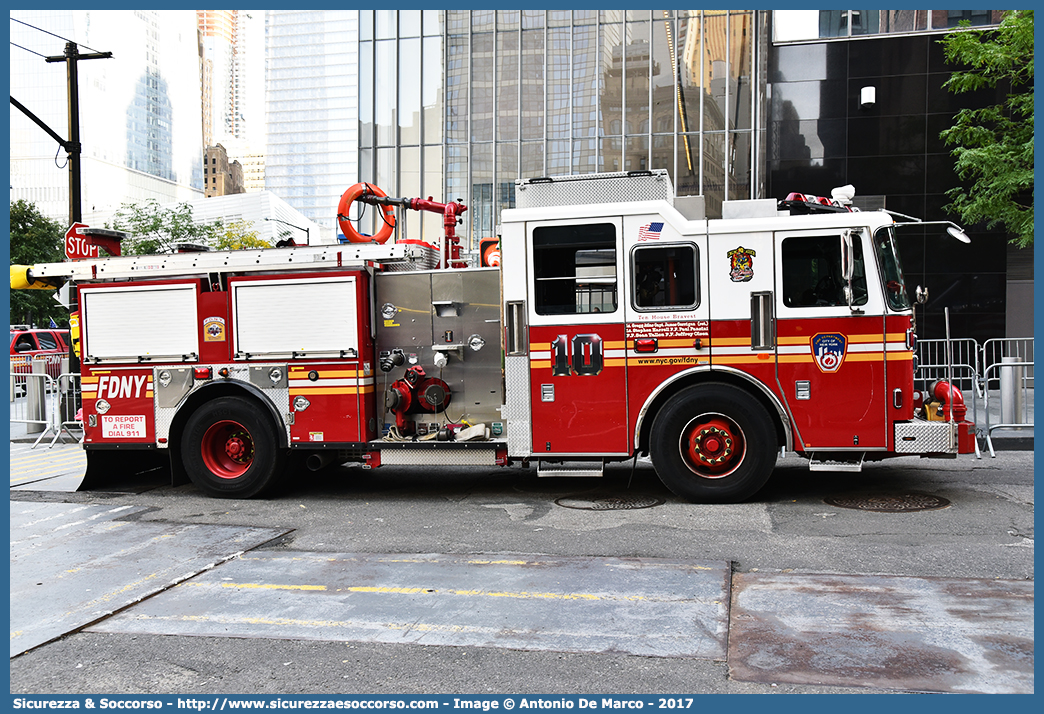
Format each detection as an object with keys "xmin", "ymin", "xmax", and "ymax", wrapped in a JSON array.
[{"xmin": 264, "ymin": 217, "xmax": 310, "ymax": 246}]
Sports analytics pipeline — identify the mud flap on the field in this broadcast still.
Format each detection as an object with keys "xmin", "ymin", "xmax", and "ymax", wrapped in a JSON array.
[{"xmin": 79, "ymin": 448, "xmax": 172, "ymax": 492}]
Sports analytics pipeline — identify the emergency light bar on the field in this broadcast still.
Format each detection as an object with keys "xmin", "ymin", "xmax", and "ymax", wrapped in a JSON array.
[{"xmin": 779, "ymin": 192, "xmax": 859, "ymax": 214}]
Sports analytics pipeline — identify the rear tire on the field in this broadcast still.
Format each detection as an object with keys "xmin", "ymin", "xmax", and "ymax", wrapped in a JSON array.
[
  {"xmin": 650, "ymin": 383, "xmax": 777, "ymax": 503},
  {"xmin": 181, "ymin": 396, "xmax": 286, "ymax": 498}
]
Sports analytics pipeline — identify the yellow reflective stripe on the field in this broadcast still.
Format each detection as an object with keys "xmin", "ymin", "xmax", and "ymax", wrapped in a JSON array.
[
  {"xmin": 526, "ymin": 356, "xmax": 622, "ymax": 367},
  {"xmin": 712, "ymin": 355, "xmax": 776, "ymax": 364},
  {"xmin": 289, "ymin": 386, "xmax": 375, "ymax": 395},
  {"xmin": 288, "ymin": 369, "xmax": 361, "ymax": 378},
  {"xmin": 846, "ymin": 353, "xmax": 885, "ymax": 362},
  {"xmin": 777, "ymin": 355, "xmax": 813, "ymax": 363}
]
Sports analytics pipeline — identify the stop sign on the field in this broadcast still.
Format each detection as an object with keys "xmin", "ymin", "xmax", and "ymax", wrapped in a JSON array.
[{"xmin": 65, "ymin": 222, "xmax": 100, "ymax": 260}]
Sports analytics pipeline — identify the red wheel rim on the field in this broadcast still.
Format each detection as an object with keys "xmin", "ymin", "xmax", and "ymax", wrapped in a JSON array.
[
  {"xmin": 200, "ymin": 420, "xmax": 254, "ymax": 479},
  {"xmin": 680, "ymin": 414, "xmax": 745, "ymax": 479}
]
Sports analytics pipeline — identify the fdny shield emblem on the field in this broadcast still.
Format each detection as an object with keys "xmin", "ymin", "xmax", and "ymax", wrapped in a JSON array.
[
  {"xmin": 727, "ymin": 246, "xmax": 756, "ymax": 282},
  {"xmin": 811, "ymin": 333, "xmax": 847, "ymax": 373}
]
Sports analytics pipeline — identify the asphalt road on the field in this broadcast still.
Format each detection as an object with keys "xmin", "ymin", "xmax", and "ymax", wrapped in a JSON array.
[{"xmin": 9, "ymin": 448, "xmax": 1035, "ymax": 695}]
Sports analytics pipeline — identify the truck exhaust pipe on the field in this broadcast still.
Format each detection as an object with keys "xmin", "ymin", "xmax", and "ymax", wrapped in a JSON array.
[{"xmin": 305, "ymin": 451, "xmax": 341, "ymax": 472}]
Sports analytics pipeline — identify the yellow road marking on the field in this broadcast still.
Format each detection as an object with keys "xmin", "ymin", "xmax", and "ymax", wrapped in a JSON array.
[
  {"xmin": 185, "ymin": 580, "xmax": 685, "ymax": 603},
  {"xmin": 183, "ymin": 582, "xmax": 329, "ymax": 592}
]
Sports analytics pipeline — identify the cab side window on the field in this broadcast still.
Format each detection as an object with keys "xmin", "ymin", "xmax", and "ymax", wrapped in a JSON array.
[
  {"xmin": 533, "ymin": 223, "xmax": 617, "ymax": 315},
  {"xmin": 632, "ymin": 244, "xmax": 699, "ymax": 310},
  {"xmin": 14, "ymin": 334, "xmax": 37, "ymax": 351},
  {"xmin": 37, "ymin": 333, "xmax": 58, "ymax": 350},
  {"xmin": 782, "ymin": 235, "xmax": 867, "ymax": 308}
]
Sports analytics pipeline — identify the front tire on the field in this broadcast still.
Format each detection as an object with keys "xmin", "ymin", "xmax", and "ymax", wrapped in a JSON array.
[
  {"xmin": 650, "ymin": 383, "xmax": 777, "ymax": 503},
  {"xmin": 181, "ymin": 396, "xmax": 286, "ymax": 498}
]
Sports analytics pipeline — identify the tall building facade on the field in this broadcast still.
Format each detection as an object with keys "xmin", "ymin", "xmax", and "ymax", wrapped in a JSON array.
[
  {"xmin": 264, "ymin": 11, "xmax": 358, "ymax": 232},
  {"xmin": 355, "ymin": 10, "xmax": 761, "ymax": 248},
  {"xmin": 766, "ymin": 10, "xmax": 1023, "ymax": 343},
  {"xmin": 197, "ymin": 10, "xmax": 237, "ymax": 146},
  {"xmin": 204, "ymin": 144, "xmax": 244, "ymax": 197},
  {"xmin": 197, "ymin": 10, "xmax": 265, "ymax": 153},
  {"xmin": 347, "ymin": 9, "xmax": 1022, "ymax": 342},
  {"xmin": 9, "ymin": 10, "xmax": 205, "ymax": 221}
]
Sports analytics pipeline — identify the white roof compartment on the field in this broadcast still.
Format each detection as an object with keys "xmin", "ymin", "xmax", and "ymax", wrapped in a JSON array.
[{"xmin": 721, "ymin": 199, "xmax": 781, "ymax": 220}]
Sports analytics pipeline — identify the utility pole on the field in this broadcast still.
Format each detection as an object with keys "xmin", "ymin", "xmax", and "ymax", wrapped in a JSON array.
[
  {"xmin": 11, "ymin": 39, "xmax": 111, "ymax": 415},
  {"xmin": 44, "ymin": 41, "xmax": 113, "ymax": 224}
]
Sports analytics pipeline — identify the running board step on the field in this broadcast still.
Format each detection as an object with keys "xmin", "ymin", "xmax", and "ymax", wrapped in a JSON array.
[
  {"xmin": 537, "ymin": 460, "xmax": 604, "ymax": 478},
  {"xmin": 808, "ymin": 453, "xmax": 865, "ymax": 472}
]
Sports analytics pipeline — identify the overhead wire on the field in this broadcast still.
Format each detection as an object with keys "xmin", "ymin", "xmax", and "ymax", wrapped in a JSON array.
[
  {"xmin": 9, "ymin": 41, "xmax": 47, "ymax": 60},
  {"xmin": 10, "ymin": 17, "xmax": 106, "ymax": 55}
]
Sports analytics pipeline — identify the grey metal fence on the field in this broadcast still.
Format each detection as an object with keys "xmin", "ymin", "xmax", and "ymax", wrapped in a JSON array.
[
  {"xmin": 980, "ymin": 338, "xmax": 1034, "ymax": 457},
  {"xmin": 914, "ymin": 336, "xmax": 1034, "ymax": 458},
  {"xmin": 915, "ymin": 338, "xmax": 982, "ymax": 439},
  {"xmin": 9, "ymin": 370, "xmax": 82, "ymax": 449}
]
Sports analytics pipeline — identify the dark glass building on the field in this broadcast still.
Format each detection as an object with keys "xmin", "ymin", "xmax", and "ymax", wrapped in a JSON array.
[{"xmin": 767, "ymin": 10, "xmax": 1030, "ymax": 343}]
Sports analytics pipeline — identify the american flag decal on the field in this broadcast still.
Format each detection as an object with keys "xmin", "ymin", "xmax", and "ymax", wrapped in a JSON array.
[{"xmin": 637, "ymin": 222, "xmax": 664, "ymax": 241}]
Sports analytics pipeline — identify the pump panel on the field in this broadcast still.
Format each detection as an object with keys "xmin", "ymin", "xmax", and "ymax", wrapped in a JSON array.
[{"xmin": 375, "ymin": 269, "xmax": 503, "ymax": 437}]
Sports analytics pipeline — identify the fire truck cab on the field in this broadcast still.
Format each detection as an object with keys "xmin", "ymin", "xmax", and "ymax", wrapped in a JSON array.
[{"xmin": 11, "ymin": 170, "xmax": 975, "ymax": 502}]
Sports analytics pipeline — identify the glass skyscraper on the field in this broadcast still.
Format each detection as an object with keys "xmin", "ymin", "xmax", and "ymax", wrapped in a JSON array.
[
  {"xmin": 264, "ymin": 11, "xmax": 358, "ymax": 232},
  {"xmin": 355, "ymin": 10, "xmax": 762, "ymax": 251},
  {"xmin": 9, "ymin": 10, "xmax": 204, "ymax": 222}
]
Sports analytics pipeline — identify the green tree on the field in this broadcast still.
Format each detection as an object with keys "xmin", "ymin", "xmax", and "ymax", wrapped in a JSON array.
[
  {"xmin": 9, "ymin": 200, "xmax": 68, "ymax": 327},
  {"xmin": 211, "ymin": 219, "xmax": 272, "ymax": 251},
  {"xmin": 939, "ymin": 10, "xmax": 1034, "ymax": 246},
  {"xmin": 107, "ymin": 199, "xmax": 220, "ymax": 255}
]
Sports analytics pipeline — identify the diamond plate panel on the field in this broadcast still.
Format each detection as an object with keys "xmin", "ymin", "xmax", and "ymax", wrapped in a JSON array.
[
  {"xmin": 894, "ymin": 421, "xmax": 956, "ymax": 453},
  {"xmin": 504, "ymin": 355, "xmax": 531, "ymax": 457},
  {"xmin": 384, "ymin": 243, "xmax": 440, "ymax": 271},
  {"xmin": 515, "ymin": 170, "xmax": 675, "ymax": 210},
  {"xmin": 153, "ymin": 365, "xmax": 291, "ymax": 446},
  {"xmin": 380, "ymin": 447, "xmax": 497, "ymax": 466}
]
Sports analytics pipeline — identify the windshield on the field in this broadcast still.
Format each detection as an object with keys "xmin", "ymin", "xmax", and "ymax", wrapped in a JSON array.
[{"xmin": 873, "ymin": 226, "xmax": 911, "ymax": 311}]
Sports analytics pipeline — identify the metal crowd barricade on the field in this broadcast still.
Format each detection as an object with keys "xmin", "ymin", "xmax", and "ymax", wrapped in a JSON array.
[
  {"xmin": 9, "ymin": 370, "xmax": 84, "ymax": 449},
  {"xmin": 915, "ymin": 337, "xmax": 982, "ymax": 449},
  {"xmin": 914, "ymin": 337, "xmax": 981, "ymax": 394},
  {"xmin": 53, "ymin": 372, "xmax": 84, "ymax": 447},
  {"xmin": 980, "ymin": 338, "xmax": 1034, "ymax": 457},
  {"xmin": 10, "ymin": 370, "xmax": 57, "ymax": 448}
]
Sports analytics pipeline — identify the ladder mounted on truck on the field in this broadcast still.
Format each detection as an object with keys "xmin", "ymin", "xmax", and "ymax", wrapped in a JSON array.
[{"xmin": 14, "ymin": 241, "xmax": 439, "ymax": 285}]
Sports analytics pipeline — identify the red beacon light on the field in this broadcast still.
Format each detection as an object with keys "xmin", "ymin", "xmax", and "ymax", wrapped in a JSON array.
[{"xmin": 781, "ymin": 185, "xmax": 859, "ymax": 214}]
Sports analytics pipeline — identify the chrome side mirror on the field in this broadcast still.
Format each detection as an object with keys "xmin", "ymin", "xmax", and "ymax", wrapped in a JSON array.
[{"xmin": 915, "ymin": 285, "xmax": 929, "ymax": 304}]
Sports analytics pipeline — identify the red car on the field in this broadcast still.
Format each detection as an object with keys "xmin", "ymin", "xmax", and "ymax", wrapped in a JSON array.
[{"xmin": 10, "ymin": 325, "xmax": 70, "ymax": 380}]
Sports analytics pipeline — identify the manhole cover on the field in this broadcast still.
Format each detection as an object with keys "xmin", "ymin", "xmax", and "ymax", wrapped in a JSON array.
[
  {"xmin": 555, "ymin": 495, "xmax": 664, "ymax": 510},
  {"xmin": 823, "ymin": 492, "xmax": 951, "ymax": 512}
]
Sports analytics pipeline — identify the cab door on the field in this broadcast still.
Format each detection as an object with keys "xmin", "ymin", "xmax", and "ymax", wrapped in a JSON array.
[
  {"xmin": 526, "ymin": 217, "xmax": 629, "ymax": 456},
  {"xmin": 774, "ymin": 229, "xmax": 888, "ymax": 450}
]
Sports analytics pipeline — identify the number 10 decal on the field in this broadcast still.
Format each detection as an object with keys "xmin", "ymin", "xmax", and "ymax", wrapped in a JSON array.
[{"xmin": 551, "ymin": 334, "xmax": 604, "ymax": 376}]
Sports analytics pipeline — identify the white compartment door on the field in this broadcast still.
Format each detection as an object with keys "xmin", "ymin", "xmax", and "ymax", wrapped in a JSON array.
[
  {"xmin": 231, "ymin": 275, "xmax": 359, "ymax": 359},
  {"xmin": 81, "ymin": 283, "xmax": 199, "ymax": 362}
]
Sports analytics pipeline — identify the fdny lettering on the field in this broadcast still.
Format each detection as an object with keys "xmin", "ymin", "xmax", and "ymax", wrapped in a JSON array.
[{"xmin": 96, "ymin": 374, "xmax": 149, "ymax": 399}]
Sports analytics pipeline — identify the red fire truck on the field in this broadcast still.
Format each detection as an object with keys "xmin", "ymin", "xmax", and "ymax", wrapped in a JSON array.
[{"xmin": 11, "ymin": 171, "xmax": 975, "ymax": 502}]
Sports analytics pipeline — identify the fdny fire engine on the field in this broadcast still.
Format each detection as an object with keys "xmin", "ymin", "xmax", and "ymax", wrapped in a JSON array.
[{"xmin": 11, "ymin": 171, "xmax": 976, "ymax": 502}]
